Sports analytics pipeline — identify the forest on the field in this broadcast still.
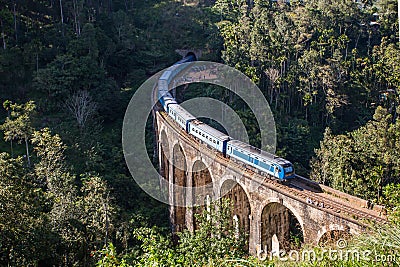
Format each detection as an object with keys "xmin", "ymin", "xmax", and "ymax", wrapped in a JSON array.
[{"xmin": 0, "ymin": 0, "xmax": 399, "ymax": 266}]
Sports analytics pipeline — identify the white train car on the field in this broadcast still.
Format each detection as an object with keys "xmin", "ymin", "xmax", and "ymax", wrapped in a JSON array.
[
  {"xmin": 188, "ymin": 120, "xmax": 230, "ymax": 153},
  {"xmin": 168, "ymin": 103, "xmax": 196, "ymax": 130}
]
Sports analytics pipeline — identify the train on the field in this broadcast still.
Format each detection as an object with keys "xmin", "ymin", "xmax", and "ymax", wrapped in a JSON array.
[{"xmin": 157, "ymin": 54, "xmax": 295, "ymax": 181}]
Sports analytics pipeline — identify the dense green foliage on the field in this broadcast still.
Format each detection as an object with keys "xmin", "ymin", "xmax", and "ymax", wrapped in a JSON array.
[
  {"xmin": 211, "ymin": 0, "xmax": 399, "ymax": 174},
  {"xmin": 0, "ymin": 0, "xmax": 399, "ymax": 265},
  {"xmin": 312, "ymin": 106, "xmax": 400, "ymax": 202},
  {"xmin": 132, "ymin": 199, "xmax": 247, "ymax": 266}
]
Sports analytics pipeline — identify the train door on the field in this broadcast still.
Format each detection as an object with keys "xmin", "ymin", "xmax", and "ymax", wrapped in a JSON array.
[{"xmin": 254, "ymin": 157, "xmax": 259, "ymax": 165}]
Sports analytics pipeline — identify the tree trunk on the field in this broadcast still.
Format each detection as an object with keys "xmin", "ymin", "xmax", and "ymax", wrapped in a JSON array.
[
  {"xmin": 10, "ymin": 139, "xmax": 14, "ymax": 158},
  {"xmin": 1, "ymin": 18, "xmax": 5, "ymax": 49},
  {"xmin": 13, "ymin": 0, "xmax": 17, "ymax": 43},
  {"xmin": 59, "ymin": 0, "xmax": 64, "ymax": 37},
  {"xmin": 103, "ymin": 198, "xmax": 109, "ymax": 246},
  {"xmin": 36, "ymin": 53, "xmax": 39, "ymax": 75},
  {"xmin": 25, "ymin": 136, "xmax": 30, "ymax": 167},
  {"xmin": 108, "ymin": 0, "xmax": 113, "ymax": 14},
  {"xmin": 398, "ymin": 0, "xmax": 400, "ymax": 44},
  {"xmin": 73, "ymin": 0, "xmax": 78, "ymax": 35}
]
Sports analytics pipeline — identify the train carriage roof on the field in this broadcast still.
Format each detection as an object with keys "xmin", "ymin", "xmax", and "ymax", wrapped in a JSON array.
[
  {"xmin": 163, "ymin": 96, "xmax": 177, "ymax": 106},
  {"xmin": 159, "ymin": 70, "xmax": 172, "ymax": 81},
  {"xmin": 228, "ymin": 140, "xmax": 292, "ymax": 166},
  {"xmin": 191, "ymin": 120, "xmax": 230, "ymax": 140},
  {"xmin": 168, "ymin": 104, "xmax": 196, "ymax": 121}
]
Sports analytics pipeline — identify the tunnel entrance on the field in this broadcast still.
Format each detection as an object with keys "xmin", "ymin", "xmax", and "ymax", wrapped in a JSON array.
[
  {"xmin": 185, "ymin": 52, "xmax": 197, "ymax": 61},
  {"xmin": 261, "ymin": 202, "xmax": 303, "ymax": 252},
  {"xmin": 221, "ymin": 180, "xmax": 251, "ymax": 250},
  {"xmin": 191, "ymin": 160, "xmax": 213, "ymax": 230},
  {"xmin": 173, "ymin": 144, "xmax": 187, "ymax": 232}
]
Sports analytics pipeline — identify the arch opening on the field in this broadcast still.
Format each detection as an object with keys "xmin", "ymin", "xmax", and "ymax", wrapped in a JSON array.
[
  {"xmin": 191, "ymin": 160, "xmax": 213, "ymax": 230},
  {"xmin": 318, "ymin": 230, "xmax": 352, "ymax": 247},
  {"xmin": 173, "ymin": 144, "xmax": 187, "ymax": 232},
  {"xmin": 221, "ymin": 180, "xmax": 251, "ymax": 251},
  {"xmin": 261, "ymin": 202, "xmax": 304, "ymax": 252}
]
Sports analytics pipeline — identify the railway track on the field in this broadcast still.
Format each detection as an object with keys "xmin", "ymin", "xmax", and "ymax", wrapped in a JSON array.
[{"xmin": 277, "ymin": 175, "xmax": 387, "ymax": 224}]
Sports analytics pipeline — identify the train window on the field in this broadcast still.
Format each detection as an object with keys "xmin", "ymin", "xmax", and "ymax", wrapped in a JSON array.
[
  {"xmin": 213, "ymin": 140, "xmax": 216, "ymax": 143},
  {"xmin": 284, "ymin": 166, "xmax": 293, "ymax": 173},
  {"xmin": 217, "ymin": 141, "xmax": 219, "ymax": 145}
]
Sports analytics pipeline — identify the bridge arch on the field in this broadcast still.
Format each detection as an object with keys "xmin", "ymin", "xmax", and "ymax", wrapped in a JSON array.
[
  {"xmin": 261, "ymin": 200, "xmax": 304, "ymax": 252},
  {"xmin": 317, "ymin": 224, "xmax": 353, "ymax": 246},
  {"xmin": 221, "ymin": 179, "xmax": 251, "ymax": 250},
  {"xmin": 191, "ymin": 159, "xmax": 213, "ymax": 230},
  {"xmin": 172, "ymin": 143, "xmax": 188, "ymax": 232}
]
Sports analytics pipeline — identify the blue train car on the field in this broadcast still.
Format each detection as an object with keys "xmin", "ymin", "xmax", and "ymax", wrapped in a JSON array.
[
  {"xmin": 226, "ymin": 140, "xmax": 295, "ymax": 180},
  {"xmin": 159, "ymin": 93, "xmax": 176, "ymax": 112},
  {"xmin": 158, "ymin": 54, "xmax": 196, "ymax": 108},
  {"xmin": 158, "ymin": 70, "xmax": 172, "ymax": 91},
  {"xmin": 163, "ymin": 54, "xmax": 196, "ymax": 87}
]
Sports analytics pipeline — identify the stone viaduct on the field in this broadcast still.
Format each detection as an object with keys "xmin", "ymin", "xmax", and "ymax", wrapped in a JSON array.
[{"xmin": 155, "ymin": 110, "xmax": 387, "ymax": 256}]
